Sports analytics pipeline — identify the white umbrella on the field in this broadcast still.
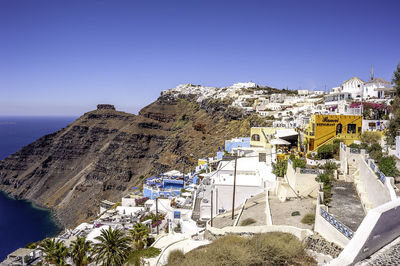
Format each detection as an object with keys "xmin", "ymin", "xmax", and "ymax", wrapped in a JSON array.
[{"xmin": 269, "ymin": 138, "xmax": 291, "ymax": 145}]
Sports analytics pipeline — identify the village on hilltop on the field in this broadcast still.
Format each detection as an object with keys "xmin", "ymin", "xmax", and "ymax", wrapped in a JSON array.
[{"xmin": 5, "ymin": 72, "xmax": 400, "ymax": 266}]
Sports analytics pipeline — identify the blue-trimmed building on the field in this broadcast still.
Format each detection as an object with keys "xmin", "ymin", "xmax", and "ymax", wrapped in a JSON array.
[
  {"xmin": 143, "ymin": 172, "xmax": 199, "ymax": 199},
  {"xmin": 225, "ymin": 137, "xmax": 250, "ymax": 153}
]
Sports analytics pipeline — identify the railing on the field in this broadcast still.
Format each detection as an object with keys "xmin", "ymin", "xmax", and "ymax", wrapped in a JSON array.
[
  {"xmin": 370, "ymin": 161, "xmax": 376, "ymax": 171},
  {"xmin": 377, "ymin": 169, "xmax": 386, "ymax": 184},
  {"xmin": 300, "ymin": 168, "xmax": 321, "ymax": 175},
  {"xmin": 350, "ymin": 148, "xmax": 360, "ymax": 154},
  {"xmin": 320, "ymin": 207, "xmax": 354, "ymax": 239}
]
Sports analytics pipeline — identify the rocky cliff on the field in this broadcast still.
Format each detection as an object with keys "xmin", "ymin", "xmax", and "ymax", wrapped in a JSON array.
[{"xmin": 0, "ymin": 95, "xmax": 259, "ymax": 228}]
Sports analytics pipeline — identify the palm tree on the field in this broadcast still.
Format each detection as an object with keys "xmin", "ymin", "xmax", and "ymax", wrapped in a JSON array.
[
  {"xmin": 130, "ymin": 222, "xmax": 150, "ymax": 250},
  {"xmin": 38, "ymin": 238, "xmax": 69, "ymax": 265},
  {"xmin": 69, "ymin": 236, "xmax": 92, "ymax": 266},
  {"xmin": 93, "ymin": 227, "xmax": 131, "ymax": 266}
]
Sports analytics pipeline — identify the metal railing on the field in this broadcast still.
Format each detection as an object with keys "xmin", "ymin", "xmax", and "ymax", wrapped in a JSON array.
[
  {"xmin": 370, "ymin": 161, "xmax": 376, "ymax": 171},
  {"xmin": 300, "ymin": 168, "xmax": 321, "ymax": 175},
  {"xmin": 320, "ymin": 207, "xmax": 354, "ymax": 239},
  {"xmin": 350, "ymin": 148, "xmax": 360, "ymax": 154}
]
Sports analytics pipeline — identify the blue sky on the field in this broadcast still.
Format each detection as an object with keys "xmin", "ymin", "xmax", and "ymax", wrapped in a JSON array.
[{"xmin": 1, "ymin": 0, "xmax": 399, "ymax": 116}]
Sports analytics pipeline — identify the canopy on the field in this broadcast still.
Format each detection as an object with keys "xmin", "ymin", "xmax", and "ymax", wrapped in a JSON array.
[
  {"xmin": 275, "ymin": 129, "xmax": 298, "ymax": 139},
  {"xmin": 269, "ymin": 138, "xmax": 291, "ymax": 145}
]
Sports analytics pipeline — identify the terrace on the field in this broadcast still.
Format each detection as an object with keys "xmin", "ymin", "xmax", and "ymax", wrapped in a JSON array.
[{"xmin": 143, "ymin": 172, "xmax": 199, "ymax": 199}]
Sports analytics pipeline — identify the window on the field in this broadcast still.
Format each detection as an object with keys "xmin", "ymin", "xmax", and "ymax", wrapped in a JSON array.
[
  {"xmin": 347, "ymin": 124, "xmax": 356, "ymax": 134},
  {"xmin": 336, "ymin": 124, "xmax": 342, "ymax": 135},
  {"xmin": 251, "ymin": 134, "xmax": 260, "ymax": 141},
  {"xmin": 358, "ymin": 127, "xmax": 362, "ymax": 133}
]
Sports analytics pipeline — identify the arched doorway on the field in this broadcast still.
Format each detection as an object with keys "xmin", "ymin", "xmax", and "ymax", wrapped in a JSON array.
[{"xmin": 336, "ymin": 124, "xmax": 342, "ymax": 135}]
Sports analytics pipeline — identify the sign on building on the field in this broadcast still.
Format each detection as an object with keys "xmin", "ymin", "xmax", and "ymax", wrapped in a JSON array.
[
  {"xmin": 259, "ymin": 153, "xmax": 266, "ymax": 162},
  {"xmin": 174, "ymin": 211, "xmax": 181, "ymax": 219}
]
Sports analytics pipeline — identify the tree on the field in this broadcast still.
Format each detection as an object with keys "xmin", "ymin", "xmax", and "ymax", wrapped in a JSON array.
[
  {"xmin": 360, "ymin": 132, "xmax": 381, "ymax": 146},
  {"xmin": 272, "ymin": 159, "xmax": 287, "ymax": 177},
  {"xmin": 387, "ymin": 63, "xmax": 400, "ymax": 144},
  {"xmin": 70, "ymin": 236, "xmax": 93, "ymax": 266},
  {"xmin": 130, "ymin": 223, "xmax": 150, "ymax": 250},
  {"xmin": 38, "ymin": 238, "xmax": 69, "ymax": 265},
  {"xmin": 93, "ymin": 227, "xmax": 131, "ymax": 266}
]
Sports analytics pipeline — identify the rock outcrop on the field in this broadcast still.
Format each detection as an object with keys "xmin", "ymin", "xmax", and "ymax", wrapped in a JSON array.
[{"xmin": 0, "ymin": 96, "xmax": 253, "ymax": 228}]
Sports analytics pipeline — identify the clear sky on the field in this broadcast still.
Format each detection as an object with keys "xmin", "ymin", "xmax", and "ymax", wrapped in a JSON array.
[{"xmin": 1, "ymin": 0, "xmax": 399, "ymax": 116}]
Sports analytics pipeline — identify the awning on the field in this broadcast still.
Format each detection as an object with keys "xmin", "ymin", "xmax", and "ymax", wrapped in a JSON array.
[
  {"xmin": 269, "ymin": 138, "xmax": 291, "ymax": 145},
  {"xmin": 275, "ymin": 129, "xmax": 298, "ymax": 138}
]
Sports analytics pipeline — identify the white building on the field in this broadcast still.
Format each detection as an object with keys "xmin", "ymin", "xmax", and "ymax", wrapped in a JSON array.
[
  {"xmin": 341, "ymin": 77, "xmax": 364, "ymax": 98},
  {"xmin": 270, "ymin": 93, "xmax": 286, "ymax": 103},
  {"xmin": 298, "ymin": 90, "xmax": 309, "ymax": 96},
  {"xmin": 201, "ymin": 157, "xmax": 276, "ymax": 219},
  {"xmin": 313, "ymin": 90, "xmax": 325, "ymax": 95},
  {"xmin": 362, "ymin": 77, "xmax": 392, "ymax": 99},
  {"xmin": 324, "ymin": 92, "xmax": 352, "ymax": 106},
  {"xmin": 231, "ymin": 82, "xmax": 257, "ymax": 89}
]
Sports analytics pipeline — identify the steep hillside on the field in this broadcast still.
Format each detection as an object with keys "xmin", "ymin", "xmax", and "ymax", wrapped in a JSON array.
[{"xmin": 0, "ymin": 95, "xmax": 260, "ymax": 228}]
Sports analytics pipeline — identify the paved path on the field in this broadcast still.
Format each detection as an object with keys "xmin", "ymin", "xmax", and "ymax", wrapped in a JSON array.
[
  {"xmin": 328, "ymin": 181, "xmax": 365, "ymax": 231},
  {"xmin": 147, "ymin": 233, "xmax": 209, "ymax": 266},
  {"xmin": 269, "ymin": 196, "xmax": 315, "ymax": 229},
  {"xmin": 237, "ymin": 192, "xmax": 267, "ymax": 226},
  {"xmin": 356, "ymin": 237, "xmax": 400, "ymax": 265}
]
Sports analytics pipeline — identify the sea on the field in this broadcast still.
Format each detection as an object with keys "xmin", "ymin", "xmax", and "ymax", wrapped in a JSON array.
[{"xmin": 0, "ymin": 116, "xmax": 77, "ymax": 260}]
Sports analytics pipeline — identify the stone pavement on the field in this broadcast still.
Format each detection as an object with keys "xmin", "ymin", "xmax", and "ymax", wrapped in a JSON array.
[
  {"xmin": 328, "ymin": 181, "xmax": 365, "ymax": 231},
  {"xmin": 356, "ymin": 236, "xmax": 400, "ymax": 266},
  {"xmin": 237, "ymin": 192, "xmax": 267, "ymax": 226},
  {"xmin": 269, "ymin": 196, "xmax": 315, "ymax": 229}
]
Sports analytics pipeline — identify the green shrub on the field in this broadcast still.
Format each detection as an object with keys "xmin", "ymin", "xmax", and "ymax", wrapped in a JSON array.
[
  {"xmin": 240, "ymin": 218, "xmax": 256, "ymax": 226},
  {"xmin": 272, "ymin": 159, "xmax": 288, "ymax": 177},
  {"xmin": 368, "ymin": 142, "xmax": 382, "ymax": 153},
  {"xmin": 361, "ymin": 131, "xmax": 381, "ymax": 145},
  {"xmin": 166, "ymin": 233, "xmax": 316, "ymax": 266},
  {"xmin": 293, "ymin": 158, "xmax": 306, "ymax": 169},
  {"xmin": 127, "ymin": 247, "xmax": 161, "ymax": 266},
  {"xmin": 349, "ymin": 143, "xmax": 361, "ymax": 149},
  {"xmin": 317, "ymin": 172, "xmax": 332, "ymax": 204},
  {"xmin": 301, "ymin": 213, "xmax": 315, "ymax": 225},
  {"xmin": 378, "ymin": 156, "xmax": 400, "ymax": 177},
  {"xmin": 317, "ymin": 144, "xmax": 334, "ymax": 159}
]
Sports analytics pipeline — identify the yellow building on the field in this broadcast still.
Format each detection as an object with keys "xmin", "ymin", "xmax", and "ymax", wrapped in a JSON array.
[
  {"xmin": 304, "ymin": 114, "xmax": 362, "ymax": 152},
  {"xmin": 198, "ymin": 159, "xmax": 207, "ymax": 166},
  {"xmin": 250, "ymin": 127, "xmax": 285, "ymax": 148}
]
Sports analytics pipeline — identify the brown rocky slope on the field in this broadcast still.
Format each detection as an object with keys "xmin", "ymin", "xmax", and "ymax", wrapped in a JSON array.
[{"xmin": 0, "ymin": 94, "xmax": 265, "ymax": 228}]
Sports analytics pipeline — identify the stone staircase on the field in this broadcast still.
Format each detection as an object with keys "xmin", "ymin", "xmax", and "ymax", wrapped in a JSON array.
[{"xmin": 191, "ymin": 196, "xmax": 202, "ymax": 221}]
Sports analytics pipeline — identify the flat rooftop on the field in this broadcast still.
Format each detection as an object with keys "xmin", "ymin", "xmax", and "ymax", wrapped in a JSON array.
[{"xmin": 328, "ymin": 181, "xmax": 365, "ymax": 232}]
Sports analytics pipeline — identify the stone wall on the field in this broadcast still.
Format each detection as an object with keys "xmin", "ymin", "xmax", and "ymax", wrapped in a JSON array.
[
  {"xmin": 304, "ymin": 233, "xmax": 343, "ymax": 258},
  {"xmin": 332, "ymin": 199, "xmax": 400, "ymax": 265}
]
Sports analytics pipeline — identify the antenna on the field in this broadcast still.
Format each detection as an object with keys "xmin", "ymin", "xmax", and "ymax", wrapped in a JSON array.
[{"xmin": 370, "ymin": 66, "xmax": 374, "ymax": 81}]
